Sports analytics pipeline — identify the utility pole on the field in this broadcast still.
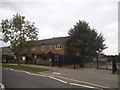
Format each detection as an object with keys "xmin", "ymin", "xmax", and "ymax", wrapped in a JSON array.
[
  {"xmin": 97, "ymin": 56, "xmax": 99, "ymax": 69},
  {"xmin": 96, "ymin": 51, "xmax": 100, "ymax": 69}
]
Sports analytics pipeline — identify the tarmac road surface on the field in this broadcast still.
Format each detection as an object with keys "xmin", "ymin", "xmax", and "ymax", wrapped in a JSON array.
[{"xmin": 2, "ymin": 69, "xmax": 83, "ymax": 88}]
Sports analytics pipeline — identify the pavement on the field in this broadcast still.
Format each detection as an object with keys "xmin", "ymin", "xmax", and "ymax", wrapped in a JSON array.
[{"xmin": 5, "ymin": 63, "xmax": 119, "ymax": 89}]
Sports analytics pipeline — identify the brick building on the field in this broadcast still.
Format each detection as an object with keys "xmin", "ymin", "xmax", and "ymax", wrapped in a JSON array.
[
  {"xmin": 0, "ymin": 47, "xmax": 12, "ymax": 55},
  {"xmin": 26, "ymin": 36, "xmax": 71, "ymax": 55},
  {"xmin": 0, "ymin": 36, "xmax": 73, "ymax": 56},
  {"xmin": 0, "ymin": 47, "xmax": 13, "ymax": 63}
]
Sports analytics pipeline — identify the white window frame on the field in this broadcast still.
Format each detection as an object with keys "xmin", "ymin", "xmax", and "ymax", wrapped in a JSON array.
[
  {"xmin": 50, "ymin": 46, "xmax": 52, "ymax": 50},
  {"xmin": 41, "ymin": 45, "xmax": 46, "ymax": 50},
  {"xmin": 55, "ymin": 44, "xmax": 62, "ymax": 50},
  {"xmin": 31, "ymin": 48, "xmax": 36, "ymax": 50}
]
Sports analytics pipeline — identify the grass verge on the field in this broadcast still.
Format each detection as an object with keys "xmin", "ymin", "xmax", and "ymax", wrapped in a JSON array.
[{"xmin": 2, "ymin": 64, "xmax": 49, "ymax": 72}]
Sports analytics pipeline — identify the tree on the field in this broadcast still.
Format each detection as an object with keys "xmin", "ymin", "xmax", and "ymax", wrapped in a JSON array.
[
  {"xmin": 68, "ymin": 20, "xmax": 107, "ymax": 61},
  {"xmin": 0, "ymin": 13, "xmax": 38, "ymax": 65}
]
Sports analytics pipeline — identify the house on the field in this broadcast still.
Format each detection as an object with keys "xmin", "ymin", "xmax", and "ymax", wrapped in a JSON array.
[
  {"xmin": 0, "ymin": 37, "xmax": 71, "ymax": 56},
  {"xmin": 0, "ymin": 47, "xmax": 13, "ymax": 63},
  {"xmin": 26, "ymin": 36, "xmax": 71, "ymax": 55},
  {"xmin": 0, "ymin": 47, "xmax": 12, "ymax": 55}
]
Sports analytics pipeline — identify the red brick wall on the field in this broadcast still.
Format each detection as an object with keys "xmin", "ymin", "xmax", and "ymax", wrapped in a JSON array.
[{"xmin": 27, "ymin": 43, "xmax": 70, "ymax": 55}]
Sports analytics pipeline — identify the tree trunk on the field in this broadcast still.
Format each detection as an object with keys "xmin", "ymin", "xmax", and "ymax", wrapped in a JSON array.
[
  {"xmin": 17, "ymin": 54, "xmax": 21, "ymax": 66},
  {"xmin": 97, "ymin": 56, "xmax": 99, "ymax": 69}
]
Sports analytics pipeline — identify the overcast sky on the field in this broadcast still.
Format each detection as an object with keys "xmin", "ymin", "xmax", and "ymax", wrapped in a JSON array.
[{"xmin": 0, "ymin": 0, "xmax": 119, "ymax": 55}]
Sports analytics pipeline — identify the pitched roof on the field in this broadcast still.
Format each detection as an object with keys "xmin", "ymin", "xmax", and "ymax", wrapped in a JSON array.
[
  {"xmin": 0, "ymin": 47, "xmax": 12, "ymax": 53},
  {"xmin": 0, "ymin": 37, "xmax": 70, "ymax": 51},
  {"xmin": 35, "ymin": 36, "xmax": 69, "ymax": 46}
]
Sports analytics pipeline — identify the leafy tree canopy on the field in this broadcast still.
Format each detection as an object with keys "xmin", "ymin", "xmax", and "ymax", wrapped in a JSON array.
[
  {"xmin": 68, "ymin": 20, "xmax": 107, "ymax": 56},
  {"xmin": 0, "ymin": 13, "xmax": 38, "ymax": 55}
]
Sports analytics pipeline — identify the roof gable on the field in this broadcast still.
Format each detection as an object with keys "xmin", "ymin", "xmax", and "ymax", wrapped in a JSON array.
[
  {"xmin": 1, "ymin": 47, "xmax": 12, "ymax": 53},
  {"xmin": 35, "ymin": 36, "xmax": 69, "ymax": 46}
]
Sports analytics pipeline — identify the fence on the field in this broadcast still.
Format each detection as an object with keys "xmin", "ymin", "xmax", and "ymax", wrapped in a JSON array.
[
  {"xmin": 52, "ymin": 55, "xmax": 118, "ymax": 73},
  {"xmin": 51, "ymin": 55, "xmax": 93, "ymax": 68},
  {"xmin": 36, "ymin": 59, "xmax": 51, "ymax": 66},
  {"xmin": 59, "ymin": 55, "xmax": 82, "ymax": 66},
  {"xmin": 84, "ymin": 56, "xmax": 118, "ymax": 74}
]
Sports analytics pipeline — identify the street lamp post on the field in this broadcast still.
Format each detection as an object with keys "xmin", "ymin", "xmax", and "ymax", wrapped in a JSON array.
[
  {"xmin": 97, "ymin": 56, "xmax": 99, "ymax": 69},
  {"xmin": 96, "ymin": 51, "xmax": 100, "ymax": 69}
]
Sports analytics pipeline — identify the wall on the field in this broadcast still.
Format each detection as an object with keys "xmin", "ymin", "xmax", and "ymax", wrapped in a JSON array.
[{"xmin": 28, "ymin": 43, "xmax": 69, "ymax": 55}]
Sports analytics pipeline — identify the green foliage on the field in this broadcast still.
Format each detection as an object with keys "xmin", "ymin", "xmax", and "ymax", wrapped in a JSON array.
[
  {"xmin": 2, "ymin": 54, "xmax": 14, "ymax": 60},
  {"xmin": 25, "ymin": 54, "xmax": 33, "ymax": 60},
  {"xmin": 38, "ymin": 53, "xmax": 48, "ymax": 60},
  {"xmin": 68, "ymin": 20, "xmax": 107, "ymax": 56},
  {"xmin": 0, "ymin": 13, "xmax": 38, "ymax": 55},
  {"xmin": 41, "ymin": 54, "xmax": 48, "ymax": 60}
]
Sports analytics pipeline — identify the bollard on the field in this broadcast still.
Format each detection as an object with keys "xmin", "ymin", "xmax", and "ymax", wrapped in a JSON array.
[
  {"xmin": 112, "ymin": 57, "xmax": 117, "ymax": 74},
  {"xmin": 74, "ymin": 64, "xmax": 75, "ymax": 69}
]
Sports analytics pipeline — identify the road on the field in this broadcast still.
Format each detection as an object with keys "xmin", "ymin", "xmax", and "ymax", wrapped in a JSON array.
[{"xmin": 2, "ymin": 69, "xmax": 82, "ymax": 88}]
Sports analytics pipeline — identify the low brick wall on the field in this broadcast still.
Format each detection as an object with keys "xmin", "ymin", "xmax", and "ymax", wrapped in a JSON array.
[
  {"xmin": 6, "ymin": 59, "xmax": 51, "ymax": 66},
  {"xmin": 36, "ymin": 59, "xmax": 51, "ymax": 66}
]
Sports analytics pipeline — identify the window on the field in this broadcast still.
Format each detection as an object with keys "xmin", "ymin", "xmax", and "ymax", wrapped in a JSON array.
[
  {"xmin": 40, "ymin": 43, "xmax": 46, "ymax": 50},
  {"xmin": 50, "ymin": 46, "xmax": 52, "ymax": 50},
  {"xmin": 55, "ymin": 44, "xmax": 62, "ymax": 49},
  {"xmin": 41, "ymin": 45, "xmax": 45, "ymax": 50},
  {"xmin": 31, "ymin": 48, "xmax": 36, "ymax": 50}
]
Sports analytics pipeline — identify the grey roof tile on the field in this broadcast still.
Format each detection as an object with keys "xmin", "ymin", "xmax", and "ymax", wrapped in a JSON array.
[
  {"xmin": 35, "ymin": 36, "xmax": 69, "ymax": 46},
  {"xmin": 1, "ymin": 47, "xmax": 12, "ymax": 53}
]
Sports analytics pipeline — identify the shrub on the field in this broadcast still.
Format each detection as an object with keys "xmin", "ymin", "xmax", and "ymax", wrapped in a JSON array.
[
  {"xmin": 2, "ymin": 54, "xmax": 14, "ymax": 60},
  {"xmin": 25, "ymin": 54, "xmax": 33, "ymax": 60},
  {"xmin": 41, "ymin": 54, "xmax": 48, "ymax": 60}
]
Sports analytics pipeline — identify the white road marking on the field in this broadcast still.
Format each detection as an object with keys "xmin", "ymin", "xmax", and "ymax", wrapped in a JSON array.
[
  {"xmin": 38, "ymin": 74, "xmax": 47, "ymax": 77},
  {"xmin": 47, "ymin": 74, "xmax": 109, "ymax": 89},
  {"xmin": 25, "ymin": 71, "xmax": 31, "ymax": 74},
  {"xmin": 10, "ymin": 68, "xmax": 13, "ymax": 71},
  {"xmin": 13, "ymin": 70, "xmax": 27, "ymax": 73},
  {"xmin": 52, "ymin": 72, "xmax": 61, "ymax": 75},
  {"xmin": 0, "ymin": 83, "xmax": 5, "ymax": 89},
  {"xmin": 6, "ymin": 68, "xmax": 47, "ymax": 77},
  {"xmin": 24, "ymin": 71, "xmax": 47, "ymax": 77},
  {"xmin": 26, "ymin": 73, "xmax": 47, "ymax": 77},
  {"xmin": 70, "ymin": 83, "xmax": 95, "ymax": 88},
  {"xmin": 49, "ymin": 76, "xmax": 67, "ymax": 84}
]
